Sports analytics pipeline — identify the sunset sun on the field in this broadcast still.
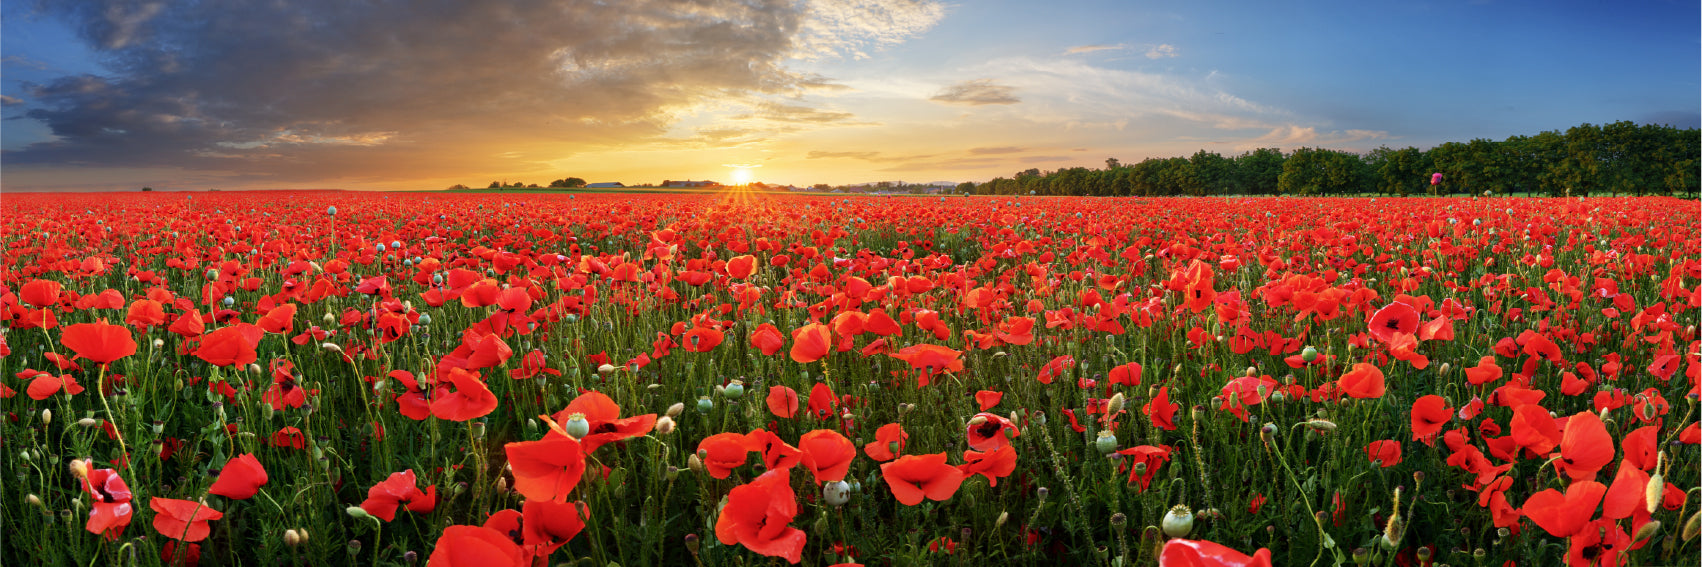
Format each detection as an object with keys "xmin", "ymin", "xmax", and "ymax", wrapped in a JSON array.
[{"xmin": 726, "ymin": 164, "xmax": 758, "ymax": 186}]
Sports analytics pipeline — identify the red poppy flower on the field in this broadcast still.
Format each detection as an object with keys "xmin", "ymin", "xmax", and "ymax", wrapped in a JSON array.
[
  {"xmin": 716, "ymin": 469, "xmax": 807, "ymax": 563},
  {"xmin": 965, "ymin": 412, "xmax": 1020, "ymax": 451},
  {"xmin": 1147, "ymin": 386, "xmax": 1179, "ymax": 431},
  {"xmin": 257, "ymin": 303, "xmax": 296, "ymax": 335},
  {"xmin": 1337, "ymin": 363, "xmax": 1386, "ymax": 399},
  {"xmin": 807, "ymin": 382, "xmax": 838, "ymax": 419},
  {"xmin": 682, "ymin": 326, "xmax": 724, "ymax": 353},
  {"xmin": 745, "ymin": 428, "xmax": 802, "ymax": 471},
  {"xmin": 863, "ymin": 423, "xmax": 908, "ymax": 462},
  {"xmin": 1364, "ymin": 440, "xmax": 1401, "ymax": 467},
  {"xmin": 1601, "ymin": 460, "xmax": 1651, "ymax": 521},
  {"xmin": 169, "ymin": 309, "xmax": 206, "ymax": 338},
  {"xmin": 1117, "ymin": 445, "xmax": 1173, "ymax": 491},
  {"xmin": 1553, "ymin": 410, "xmax": 1614, "ymax": 482},
  {"xmin": 549, "ymin": 390, "xmax": 655, "ymax": 453},
  {"xmin": 726, "ymin": 255, "xmax": 758, "ymax": 279},
  {"xmin": 270, "ymin": 426, "xmax": 305, "ymax": 449},
  {"xmin": 697, "ymin": 432, "xmax": 753, "ymax": 479},
  {"xmin": 887, "ymin": 344, "xmax": 964, "ymax": 386},
  {"xmin": 1108, "ymin": 362, "xmax": 1142, "ymax": 386},
  {"xmin": 431, "ymin": 367, "xmax": 498, "ymax": 421},
  {"xmin": 261, "ymin": 360, "xmax": 307, "ymax": 411},
  {"xmin": 361, "ymin": 469, "xmax": 438, "ymax": 522},
  {"xmin": 799, "ymin": 429, "xmax": 855, "ymax": 483},
  {"xmin": 1367, "ymin": 302, "xmax": 1419, "ymax": 344},
  {"xmin": 505, "ymin": 427, "xmax": 587, "ymax": 502},
  {"xmin": 1464, "ymin": 356, "xmax": 1504, "ymax": 385},
  {"xmin": 766, "ymin": 385, "xmax": 800, "ymax": 418},
  {"xmin": 790, "ymin": 323, "xmax": 833, "ymax": 363},
  {"xmin": 750, "ymin": 323, "xmax": 785, "ymax": 356},
  {"xmin": 1511, "ymin": 404, "xmax": 1561, "ymax": 456},
  {"xmin": 82, "ymin": 467, "xmax": 133, "ymax": 540},
  {"xmin": 974, "ymin": 390, "xmax": 1003, "ymax": 411},
  {"xmin": 1160, "ymin": 538, "xmax": 1273, "ymax": 567},
  {"xmin": 1409, "ymin": 395, "xmax": 1451, "ymax": 446},
  {"xmin": 194, "ymin": 323, "xmax": 263, "ymax": 367},
  {"xmin": 27, "ymin": 372, "xmax": 83, "ymax": 400},
  {"xmin": 427, "ymin": 525, "xmax": 528, "ymax": 567},
  {"xmin": 151, "ymin": 498, "xmax": 224, "ymax": 542},
  {"xmin": 1522, "ymin": 480, "xmax": 1606, "ymax": 537},
  {"xmin": 60, "ymin": 321, "xmax": 138, "ymax": 365},
  {"xmin": 521, "ymin": 499, "xmax": 589, "ymax": 558},
  {"xmin": 881, "ymin": 453, "xmax": 966, "ymax": 506},
  {"xmin": 957, "ymin": 446, "xmax": 1017, "ymax": 487},
  {"xmin": 125, "ymin": 299, "xmax": 166, "ymax": 328},
  {"xmin": 1035, "ymin": 355, "xmax": 1075, "ymax": 384},
  {"xmin": 208, "ymin": 454, "xmax": 268, "ymax": 500}
]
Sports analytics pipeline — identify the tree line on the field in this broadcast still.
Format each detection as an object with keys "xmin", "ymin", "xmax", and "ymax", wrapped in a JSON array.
[{"xmin": 966, "ymin": 121, "xmax": 1698, "ymax": 197}]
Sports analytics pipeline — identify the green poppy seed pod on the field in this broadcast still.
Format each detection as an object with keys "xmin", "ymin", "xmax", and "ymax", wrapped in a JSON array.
[
  {"xmin": 1095, "ymin": 431, "xmax": 1118, "ymax": 454},
  {"xmin": 723, "ymin": 380, "xmax": 745, "ymax": 399},
  {"xmin": 1037, "ymin": 487, "xmax": 1049, "ymax": 502},
  {"xmin": 1351, "ymin": 548, "xmax": 1370, "ymax": 565},
  {"xmin": 1110, "ymin": 512, "xmax": 1126, "ymax": 527},
  {"xmin": 823, "ymin": 480, "xmax": 851, "ymax": 506},
  {"xmin": 696, "ymin": 396, "xmax": 714, "ymax": 413},
  {"xmin": 1260, "ymin": 422, "xmax": 1278, "ymax": 437},
  {"xmin": 666, "ymin": 403, "xmax": 685, "ymax": 418},
  {"xmin": 1301, "ymin": 346, "xmax": 1319, "ymax": 362},
  {"xmin": 1414, "ymin": 547, "xmax": 1431, "ymax": 562},
  {"xmin": 1473, "ymin": 548, "xmax": 1486, "ymax": 561},
  {"xmin": 1496, "ymin": 527, "xmax": 1510, "ymax": 539},
  {"xmin": 666, "ymin": 466, "xmax": 680, "ymax": 481},
  {"xmin": 1162, "ymin": 505, "xmax": 1193, "ymax": 537},
  {"xmin": 684, "ymin": 533, "xmax": 700, "ymax": 555},
  {"xmin": 346, "ymin": 539, "xmax": 362, "ymax": 556},
  {"xmin": 1191, "ymin": 405, "xmax": 1206, "ymax": 421},
  {"xmin": 563, "ymin": 413, "xmax": 590, "ymax": 439},
  {"xmin": 1133, "ymin": 462, "xmax": 1147, "ymax": 476}
]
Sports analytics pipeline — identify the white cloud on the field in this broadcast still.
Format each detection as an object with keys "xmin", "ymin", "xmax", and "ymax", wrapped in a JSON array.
[{"xmin": 1145, "ymin": 44, "xmax": 1179, "ymax": 59}]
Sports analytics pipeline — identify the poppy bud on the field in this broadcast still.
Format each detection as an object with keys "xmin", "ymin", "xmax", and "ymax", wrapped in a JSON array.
[
  {"xmin": 26, "ymin": 494, "xmax": 42, "ymax": 508},
  {"xmin": 78, "ymin": 418, "xmax": 98, "ymax": 428},
  {"xmin": 996, "ymin": 511, "xmax": 1009, "ymax": 530},
  {"xmin": 655, "ymin": 416, "xmax": 676, "ymax": 435},
  {"xmin": 1094, "ymin": 431, "xmax": 1118, "ymax": 454},
  {"xmin": 696, "ymin": 396, "xmax": 713, "ymax": 413},
  {"xmin": 1305, "ymin": 420, "xmax": 1336, "ymax": 432},
  {"xmin": 321, "ymin": 342, "xmax": 344, "ymax": 354},
  {"xmin": 1682, "ymin": 511, "xmax": 1700, "ymax": 542},
  {"xmin": 1107, "ymin": 393, "xmax": 1126, "ymax": 414},
  {"xmin": 666, "ymin": 403, "xmax": 685, "ymax": 418},
  {"xmin": 1162, "ymin": 505, "xmax": 1193, "ymax": 537},
  {"xmin": 345, "ymin": 506, "xmax": 375, "ymax": 521},
  {"xmin": 723, "ymin": 380, "xmax": 745, "ymax": 399},
  {"xmin": 688, "ymin": 453, "xmax": 705, "ymax": 474},
  {"xmin": 563, "ymin": 413, "xmax": 590, "ymax": 438},
  {"xmin": 1245, "ymin": 366, "xmax": 1257, "ymax": 377},
  {"xmin": 262, "ymin": 402, "xmax": 275, "ymax": 420},
  {"xmin": 1645, "ymin": 472, "xmax": 1664, "ymax": 514},
  {"xmin": 40, "ymin": 409, "xmax": 51, "ymax": 427},
  {"xmin": 153, "ymin": 338, "xmax": 165, "ymax": 349},
  {"xmin": 284, "ymin": 529, "xmax": 302, "ymax": 548},
  {"xmin": 598, "ymin": 364, "xmax": 617, "ymax": 376},
  {"xmin": 823, "ymin": 480, "xmax": 851, "ymax": 506}
]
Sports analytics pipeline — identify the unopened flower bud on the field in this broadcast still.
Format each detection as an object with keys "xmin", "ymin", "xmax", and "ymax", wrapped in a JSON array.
[
  {"xmin": 284, "ymin": 529, "xmax": 302, "ymax": 547},
  {"xmin": 655, "ymin": 416, "xmax": 676, "ymax": 435},
  {"xmin": 40, "ymin": 409, "xmax": 51, "ymax": 426},
  {"xmin": 597, "ymin": 364, "xmax": 617, "ymax": 376},
  {"xmin": 1106, "ymin": 393, "xmax": 1125, "ymax": 414},
  {"xmin": 78, "ymin": 418, "xmax": 98, "ymax": 428},
  {"xmin": 996, "ymin": 511, "xmax": 1009, "ymax": 530},
  {"xmin": 1645, "ymin": 472, "xmax": 1664, "ymax": 514},
  {"xmin": 688, "ymin": 454, "xmax": 705, "ymax": 474},
  {"xmin": 1305, "ymin": 419, "xmax": 1337, "ymax": 432},
  {"xmin": 666, "ymin": 403, "xmax": 685, "ymax": 418},
  {"xmin": 69, "ymin": 458, "xmax": 90, "ymax": 480}
]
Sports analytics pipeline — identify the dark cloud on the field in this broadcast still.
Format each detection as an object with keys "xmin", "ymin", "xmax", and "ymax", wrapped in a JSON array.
[
  {"xmin": 930, "ymin": 79, "xmax": 1019, "ymax": 106},
  {"xmin": 3, "ymin": 0, "xmax": 941, "ymax": 186}
]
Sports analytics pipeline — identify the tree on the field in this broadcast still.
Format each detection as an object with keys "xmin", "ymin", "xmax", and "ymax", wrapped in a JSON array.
[
  {"xmin": 1232, "ymin": 148, "xmax": 1284, "ymax": 195},
  {"xmin": 549, "ymin": 177, "xmax": 587, "ymax": 188},
  {"xmin": 488, "ymin": 181, "xmax": 502, "ymax": 189},
  {"xmin": 954, "ymin": 181, "xmax": 976, "ymax": 195},
  {"xmin": 1188, "ymin": 150, "xmax": 1230, "ymax": 196},
  {"xmin": 1105, "ymin": 157, "xmax": 1122, "ymax": 170},
  {"xmin": 1278, "ymin": 147, "xmax": 1365, "ymax": 195},
  {"xmin": 140, "ymin": 186, "xmax": 154, "ymax": 192},
  {"xmin": 447, "ymin": 184, "xmax": 470, "ymax": 190}
]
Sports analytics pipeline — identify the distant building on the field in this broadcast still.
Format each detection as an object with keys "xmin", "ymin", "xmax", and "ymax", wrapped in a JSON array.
[
  {"xmin": 663, "ymin": 180, "xmax": 718, "ymax": 188},
  {"xmin": 584, "ymin": 182, "xmax": 625, "ymax": 188}
]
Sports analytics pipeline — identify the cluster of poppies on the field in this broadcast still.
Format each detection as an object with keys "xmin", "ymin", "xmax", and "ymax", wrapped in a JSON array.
[{"xmin": 1, "ymin": 191, "xmax": 1696, "ymax": 566}]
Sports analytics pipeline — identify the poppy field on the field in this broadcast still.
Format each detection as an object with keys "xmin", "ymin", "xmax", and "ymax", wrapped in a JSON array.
[{"xmin": 1, "ymin": 191, "xmax": 1697, "ymax": 567}]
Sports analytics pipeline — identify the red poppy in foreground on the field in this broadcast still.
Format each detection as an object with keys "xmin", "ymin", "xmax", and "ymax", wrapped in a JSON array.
[
  {"xmin": 549, "ymin": 390, "xmax": 656, "ymax": 453},
  {"xmin": 431, "ymin": 367, "xmax": 498, "ymax": 421},
  {"xmin": 82, "ymin": 466, "xmax": 133, "ymax": 540},
  {"xmin": 505, "ymin": 429, "xmax": 587, "ymax": 502},
  {"xmin": 863, "ymin": 423, "xmax": 908, "ymax": 462},
  {"xmin": 361, "ymin": 469, "xmax": 438, "ymax": 522},
  {"xmin": 1367, "ymin": 301, "xmax": 1419, "ymax": 344},
  {"xmin": 1409, "ymin": 395, "xmax": 1451, "ymax": 446},
  {"xmin": 1160, "ymin": 538, "xmax": 1272, "ymax": 567},
  {"xmin": 697, "ymin": 432, "xmax": 752, "ymax": 479},
  {"xmin": 766, "ymin": 385, "xmax": 800, "ymax": 418},
  {"xmin": 194, "ymin": 323, "xmax": 264, "ymax": 367},
  {"xmin": 1148, "ymin": 386, "xmax": 1179, "ymax": 430},
  {"xmin": 1364, "ymin": 440, "xmax": 1401, "ymax": 467},
  {"xmin": 151, "ymin": 498, "xmax": 224, "ymax": 542},
  {"xmin": 1522, "ymin": 480, "xmax": 1606, "ymax": 537},
  {"xmin": 957, "ymin": 446, "xmax": 1017, "ymax": 486},
  {"xmin": 27, "ymin": 372, "xmax": 83, "ymax": 400},
  {"xmin": 716, "ymin": 469, "xmax": 807, "ymax": 564},
  {"xmin": 208, "ymin": 454, "xmax": 268, "ymax": 500},
  {"xmin": 1117, "ymin": 445, "xmax": 1173, "ymax": 491},
  {"xmin": 521, "ymin": 499, "xmax": 589, "ymax": 558},
  {"xmin": 60, "ymin": 321, "xmax": 137, "ymax": 365},
  {"xmin": 880, "ymin": 453, "xmax": 966, "ymax": 506},
  {"xmin": 1337, "ymin": 363, "xmax": 1386, "ymax": 399},
  {"xmin": 964, "ymin": 412, "xmax": 1020, "ymax": 451},
  {"xmin": 799, "ymin": 429, "xmax": 856, "ymax": 483},
  {"xmin": 428, "ymin": 525, "xmax": 528, "ymax": 567},
  {"xmin": 790, "ymin": 323, "xmax": 832, "ymax": 363}
]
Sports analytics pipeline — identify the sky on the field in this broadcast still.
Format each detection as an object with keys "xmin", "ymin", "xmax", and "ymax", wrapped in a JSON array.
[{"xmin": 2, "ymin": 0, "xmax": 1697, "ymax": 191}]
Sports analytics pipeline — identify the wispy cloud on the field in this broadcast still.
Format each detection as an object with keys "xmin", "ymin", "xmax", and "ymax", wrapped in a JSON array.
[
  {"xmin": 1145, "ymin": 44, "xmax": 1179, "ymax": 59},
  {"xmin": 930, "ymin": 79, "xmax": 1021, "ymax": 106},
  {"xmin": 967, "ymin": 146, "xmax": 1025, "ymax": 155},
  {"xmin": 1065, "ymin": 44, "xmax": 1126, "ymax": 55},
  {"xmin": 1232, "ymin": 125, "xmax": 1390, "ymax": 151}
]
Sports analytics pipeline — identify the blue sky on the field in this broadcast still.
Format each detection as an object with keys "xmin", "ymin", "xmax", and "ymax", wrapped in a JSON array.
[{"xmin": 2, "ymin": 0, "xmax": 1695, "ymax": 190}]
